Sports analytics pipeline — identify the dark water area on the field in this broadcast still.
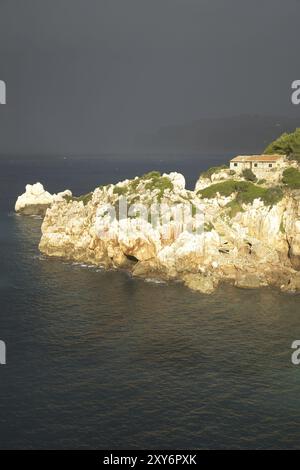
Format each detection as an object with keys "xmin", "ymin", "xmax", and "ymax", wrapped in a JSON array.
[{"xmin": 0, "ymin": 154, "xmax": 300, "ymax": 449}]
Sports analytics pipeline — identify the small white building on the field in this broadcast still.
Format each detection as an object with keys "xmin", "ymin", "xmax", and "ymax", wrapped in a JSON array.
[{"xmin": 230, "ymin": 154, "xmax": 286, "ymax": 178}]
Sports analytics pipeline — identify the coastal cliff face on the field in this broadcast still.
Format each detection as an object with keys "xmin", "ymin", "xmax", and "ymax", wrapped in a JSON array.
[
  {"xmin": 33, "ymin": 170, "xmax": 300, "ymax": 294},
  {"xmin": 15, "ymin": 183, "xmax": 72, "ymax": 216}
]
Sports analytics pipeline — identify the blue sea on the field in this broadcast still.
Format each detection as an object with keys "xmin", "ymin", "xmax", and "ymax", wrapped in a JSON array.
[{"xmin": 0, "ymin": 154, "xmax": 300, "ymax": 449}]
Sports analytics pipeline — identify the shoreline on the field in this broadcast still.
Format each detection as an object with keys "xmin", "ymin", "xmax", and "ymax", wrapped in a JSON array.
[{"xmin": 15, "ymin": 161, "xmax": 300, "ymax": 294}]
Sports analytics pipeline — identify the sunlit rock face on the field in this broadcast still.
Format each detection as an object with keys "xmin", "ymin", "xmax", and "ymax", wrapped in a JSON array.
[
  {"xmin": 16, "ymin": 170, "xmax": 300, "ymax": 294},
  {"xmin": 15, "ymin": 183, "xmax": 72, "ymax": 216},
  {"xmin": 286, "ymin": 194, "xmax": 300, "ymax": 270}
]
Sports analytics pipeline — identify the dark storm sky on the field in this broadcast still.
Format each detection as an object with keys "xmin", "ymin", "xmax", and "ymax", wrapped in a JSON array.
[{"xmin": 0, "ymin": 0, "xmax": 299, "ymax": 155}]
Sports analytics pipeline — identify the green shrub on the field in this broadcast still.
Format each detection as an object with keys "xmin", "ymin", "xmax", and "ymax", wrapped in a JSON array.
[
  {"xmin": 204, "ymin": 222, "xmax": 214, "ymax": 231},
  {"xmin": 282, "ymin": 167, "xmax": 300, "ymax": 189},
  {"xmin": 198, "ymin": 180, "xmax": 283, "ymax": 206},
  {"xmin": 198, "ymin": 180, "xmax": 239, "ymax": 198},
  {"xmin": 141, "ymin": 171, "xmax": 161, "ymax": 180},
  {"xmin": 144, "ymin": 175, "xmax": 173, "ymax": 200},
  {"xmin": 242, "ymin": 168, "xmax": 257, "ymax": 182},
  {"xmin": 198, "ymin": 180, "xmax": 260, "ymax": 200},
  {"xmin": 113, "ymin": 171, "xmax": 167, "ymax": 196},
  {"xmin": 264, "ymin": 128, "xmax": 300, "ymax": 162},
  {"xmin": 225, "ymin": 200, "xmax": 244, "ymax": 218},
  {"xmin": 257, "ymin": 179, "xmax": 266, "ymax": 185},
  {"xmin": 200, "ymin": 165, "xmax": 227, "ymax": 180},
  {"xmin": 128, "ymin": 178, "xmax": 141, "ymax": 192},
  {"xmin": 64, "ymin": 192, "xmax": 93, "ymax": 205},
  {"xmin": 261, "ymin": 187, "xmax": 283, "ymax": 206},
  {"xmin": 235, "ymin": 183, "xmax": 266, "ymax": 204},
  {"xmin": 113, "ymin": 185, "xmax": 128, "ymax": 195},
  {"xmin": 191, "ymin": 203, "xmax": 197, "ymax": 217}
]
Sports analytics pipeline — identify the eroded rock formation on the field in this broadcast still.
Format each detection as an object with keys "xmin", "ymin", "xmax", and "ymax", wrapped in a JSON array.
[
  {"xmin": 15, "ymin": 183, "xmax": 72, "ymax": 216},
  {"xmin": 15, "ymin": 169, "xmax": 300, "ymax": 294}
]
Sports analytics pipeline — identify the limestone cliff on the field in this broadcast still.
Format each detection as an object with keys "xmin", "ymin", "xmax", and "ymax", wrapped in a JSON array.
[
  {"xmin": 15, "ymin": 169, "xmax": 300, "ymax": 294},
  {"xmin": 15, "ymin": 183, "xmax": 72, "ymax": 216}
]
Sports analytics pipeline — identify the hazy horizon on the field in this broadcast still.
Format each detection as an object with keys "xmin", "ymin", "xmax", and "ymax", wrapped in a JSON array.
[
  {"xmin": 1, "ymin": 113, "xmax": 299, "ymax": 158},
  {"xmin": 1, "ymin": 0, "xmax": 300, "ymax": 155}
]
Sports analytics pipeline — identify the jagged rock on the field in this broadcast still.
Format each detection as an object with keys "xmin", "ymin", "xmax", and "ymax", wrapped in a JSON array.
[
  {"xmin": 182, "ymin": 273, "xmax": 217, "ymax": 294},
  {"xmin": 219, "ymin": 264, "xmax": 238, "ymax": 280},
  {"xmin": 264, "ymin": 267, "xmax": 293, "ymax": 289},
  {"xmin": 281, "ymin": 272, "xmax": 300, "ymax": 293},
  {"xmin": 132, "ymin": 259, "xmax": 170, "ymax": 281},
  {"xmin": 289, "ymin": 247, "xmax": 300, "ymax": 271},
  {"xmin": 162, "ymin": 172, "xmax": 185, "ymax": 191},
  {"xmin": 15, "ymin": 183, "xmax": 72, "ymax": 216},
  {"xmin": 15, "ymin": 169, "xmax": 300, "ymax": 294},
  {"xmin": 235, "ymin": 273, "xmax": 262, "ymax": 289}
]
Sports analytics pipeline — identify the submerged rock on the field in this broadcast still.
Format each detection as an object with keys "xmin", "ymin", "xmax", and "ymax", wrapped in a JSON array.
[{"xmin": 235, "ymin": 273, "xmax": 262, "ymax": 289}]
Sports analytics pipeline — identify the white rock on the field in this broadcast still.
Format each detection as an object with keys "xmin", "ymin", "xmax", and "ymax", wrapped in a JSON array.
[
  {"xmin": 163, "ymin": 172, "xmax": 186, "ymax": 191},
  {"xmin": 15, "ymin": 183, "xmax": 72, "ymax": 215},
  {"xmin": 294, "ymin": 220, "xmax": 300, "ymax": 234},
  {"xmin": 53, "ymin": 190, "xmax": 72, "ymax": 203},
  {"xmin": 35, "ymin": 167, "xmax": 300, "ymax": 293}
]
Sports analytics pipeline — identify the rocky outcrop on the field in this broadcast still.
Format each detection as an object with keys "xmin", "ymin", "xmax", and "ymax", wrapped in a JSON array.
[
  {"xmin": 15, "ymin": 183, "xmax": 72, "ymax": 216},
  {"xmin": 234, "ymin": 273, "xmax": 263, "ymax": 289},
  {"xmin": 16, "ymin": 170, "xmax": 300, "ymax": 294},
  {"xmin": 195, "ymin": 167, "xmax": 232, "ymax": 192},
  {"xmin": 285, "ymin": 194, "xmax": 300, "ymax": 270},
  {"xmin": 182, "ymin": 273, "xmax": 217, "ymax": 294}
]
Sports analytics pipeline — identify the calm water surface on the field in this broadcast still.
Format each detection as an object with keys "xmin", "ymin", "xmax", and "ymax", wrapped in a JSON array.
[{"xmin": 0, "ymin": 155, "xmax": 300, "ymax": 449}]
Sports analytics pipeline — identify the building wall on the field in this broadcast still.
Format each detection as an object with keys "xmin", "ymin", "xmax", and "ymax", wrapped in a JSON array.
[
  {"xmin": 230, "ymin": 161, "xmax": 249, "ymax": 173},
  {"xmin": 230, "ymin": 159, "xmax": 284, "ymax": 175}
]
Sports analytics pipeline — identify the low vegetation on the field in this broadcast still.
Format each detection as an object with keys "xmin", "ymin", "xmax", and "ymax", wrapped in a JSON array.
[
  {"xmin": 144, "ymin": 175, "xmax": 173, "ymax": 199},
  {"xmin": 113, "ymin": 185, "xmax": 128, "ymax": 196},
  {"xmin": 200, "ymin": 165, "xmax": 227, "ymax": 180},
  {"xmin": 258, "ymin": 186, "xmax": 283, "ymax": 206},
  {"xmin": 198, "ymin": 180, "xmax": 283, "ymax": 206},
  {"xmin": 141, "ymin": 171, "xmax": 161, "ymax": 180},
  {"xmin": 64, "ymin": 192, "xmax": 93, "ymax": 205},
  {"xmin": 225, "ymin": 199, "xmax": 244, "ymax": 218},
  {"xmin": 112, "ymin": 171, "xmax": 174, "ymax": 201},
  {"xmin": 264, "ymin": 128, "xmax": 300, "ymax": 163},
  {"xmin": 242, "ymin": 168, "xmax": 257, "ymax": 182},
  {"xmin": 204, "ymin": 222, "xmax": 214, "ymax": 231},
  {"xmin": 235, "ymin": 183, "xmax": 266, "ymax": 205},
  {"xmin": 282, "ymin": 167, "xmax": 300, "ymax": 189},
  {"xmin": 198, "ymin": 180, "xmax": 240, "ymax": 198}
]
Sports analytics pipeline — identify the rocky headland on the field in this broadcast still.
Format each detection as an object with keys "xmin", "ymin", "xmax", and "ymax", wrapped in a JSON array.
[{"xmin": 15, "ymin": 162, "xmax": 300, "ymax": 294}]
